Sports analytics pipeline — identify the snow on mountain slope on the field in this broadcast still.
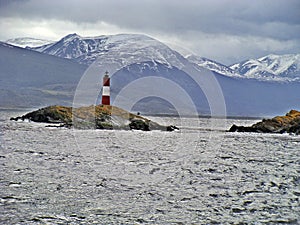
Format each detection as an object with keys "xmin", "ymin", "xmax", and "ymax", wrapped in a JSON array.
[
  {"xmin": 230, "ymin": 54, "xmax": 300, "ymax": 82},
  {"xmin": 6, "ymin": 37, "xmax": 53, "ymax": 48},
  {"xmin": 28, "ymin": 33, "xmax": 300, "ymax": 83},
  {"xmin": 23, "ymin": 33, "xmax": 299, "ymax": 116},
  {"xmin": 186, "ymin": 55, "xmax": 242, "ymax": 78},
  {"xmin": 1, "ymin": 35, "xmax": 299, "ymax": 116},
  {"xmin": 31, "ymin": 33, "xmax": 186, "ymax": 68}
]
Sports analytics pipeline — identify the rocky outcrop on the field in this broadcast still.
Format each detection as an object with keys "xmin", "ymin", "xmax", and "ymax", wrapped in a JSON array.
[
  {"xmin": 10, "ymin": 105, "xmax": 179, "ymax": 131},
  {"xmin": 128, "ymin": 119, "xmax": 179, "ymax": 132},
  {"xmin": 229, "ymin": 110, "xmax": 300, "ymax": 135},
  {"xmin": 10, "ymin": 105, "xmax": 72, "ymax": 124}
]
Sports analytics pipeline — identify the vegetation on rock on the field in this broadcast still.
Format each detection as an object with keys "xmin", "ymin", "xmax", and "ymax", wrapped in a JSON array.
[
  {"xmin": 229, "ymin": 110, "xmax": 300, "ymax": 134},
  {"xmin": 10, "ymin": 105, "xmax": 178, "ymax": 131}
]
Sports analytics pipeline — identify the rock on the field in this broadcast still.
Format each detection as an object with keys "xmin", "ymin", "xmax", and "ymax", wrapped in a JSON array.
[
  {"xmin": 128, "ymin": 119, "xmax": 179, "ymax": 132},
  {"xmin": 129, "ymin": 119, "xmax": 150, "ymax": 131},
  {"xmin": 228, "ymin": 124, "xmax": 257, "ymax": 132},
  {"xmin": 228, "ymin": 110, "xmax": 300, "ymax": 135},
  {"xmin": 288, "ymin": 124, "xmax": 300, "ymax": 135},
  {"xmin": 10, "ymin": 105, "xmax": 179, "ymax": 132},
  {"xmin": 10, "ymin": 105, "xmax": 72, "ymax": 124},
  {"xmin": 166, "ymin": 125, "xmax": 180, "ymax": 131},
  {"xmin": 10, "ymin": 116, "xmax": 21, "ymax": 121}
]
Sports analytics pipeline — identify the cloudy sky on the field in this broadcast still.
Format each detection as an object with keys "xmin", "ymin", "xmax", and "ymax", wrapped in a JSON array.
[{"xmin": 0, "ymin": 0, "xmax": 299, "ymax": 64}]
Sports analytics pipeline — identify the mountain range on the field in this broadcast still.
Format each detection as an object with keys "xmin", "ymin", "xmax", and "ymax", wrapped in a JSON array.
[
  {"xmin": 24, "ymin": 34, "xmax": 300, "ymax": 83},
  {"xmin": 1, "ymin": 33, "xmax": 299, "ymax": 116},
  {"xmin": 6, "ymin": 37, "xmax": 53, "ymax": 48},
  {"xmin": 230, "ymin": 54, "xmax": 300, "ymax": 82}
]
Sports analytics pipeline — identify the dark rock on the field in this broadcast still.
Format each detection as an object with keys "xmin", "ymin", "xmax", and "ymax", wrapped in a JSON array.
[
  {"xmin": 129, "ymin": 119, "xmax": 150, "ymax": 131},
  {"xmin": 10, "ymin": 105, "xmax": 178, "ymax": 132},
  {"xmin": 17, "ymin": 106, "xmax": 72, "ymax": 124},
  {"xmin": 228, "ymin": 124, "xmax": 239, "ymax": 132},
  {"xmin": 166, "ymin": 125, "xmax": 179, "ymax": 131},
  {"xmin": 228, "ymin": 124, "xmax": 257, "ymax": 132},
  {"xmin": 228, "ymin": 110, "xmax": 300, "ymax": 135}
]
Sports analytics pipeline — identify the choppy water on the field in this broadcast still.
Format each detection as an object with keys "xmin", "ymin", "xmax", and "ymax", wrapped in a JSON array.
[{"xmin": 0, "ymin": 110, "xmax": 299, "ymax": 224}]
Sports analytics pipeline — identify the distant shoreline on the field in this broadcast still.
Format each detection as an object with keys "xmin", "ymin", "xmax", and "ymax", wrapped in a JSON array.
[
  {"xmin": 129, "ymin": 113, "xmax": 263, "ymax": 120},
  {"xmin": 0, "ymin": 107, "xmax": 37, "ymax": 112},
  {"xmin": 0, "ymin": 107, "xmax": 264, "ymax": 120}
]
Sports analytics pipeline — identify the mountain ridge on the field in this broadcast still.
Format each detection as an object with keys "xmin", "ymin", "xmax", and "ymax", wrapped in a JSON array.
[
  {"xmin": 230, "ymin": 53, "xmax": 300, "ymax": 82},
  {"xmin": 186, "ymin": 54, "xmax": 242, "ymax": 79},
  {"xmin": 6, "ymin": 34, "xmax": 300, "ymax": 83},
  {"xmin": 6, "ymin": 37, "xmax": 53, "ymax": 48},
  {"xmin": 2, "ymin": 34, "xmax": 300, "ymax": 116},
  {"xmin": 30, "ymin": 33, "xmax": 185, "ymax": 68}
]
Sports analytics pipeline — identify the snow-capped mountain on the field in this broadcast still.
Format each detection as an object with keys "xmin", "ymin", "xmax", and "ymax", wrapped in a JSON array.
[
  {"xmin": 186, "ymin": 55, "xmax": 242, "ymax": 78},
  {"xmin": 6, "ymin": 37, "xmax": 53, "ymax": 48},
  {"xmin": 31, "ymin": 33, "xmax": 186, "ymax": 68},
  {"xmin": 230, "ymin": 54, "xmax": 300, "ymax": 82},
  {"xmin": 5, "ymin": 34, "xmax": 300, "ymax": 83},
  {"xmin": 27, "ymin": 33, "xmax": 300, "ymax": 83},
  {"xmin": 1, "ymin": 34, "xmax": 300, "ymax": 116}
]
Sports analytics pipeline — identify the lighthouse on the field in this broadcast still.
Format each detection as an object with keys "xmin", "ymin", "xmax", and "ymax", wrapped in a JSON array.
[{"xmin": 102, "ymin": 71, "xmax": 110, "ymax": 105}]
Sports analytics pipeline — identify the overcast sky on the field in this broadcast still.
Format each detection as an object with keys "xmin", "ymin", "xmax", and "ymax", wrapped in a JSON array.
[{"xmin": 0, "ymin": 0, "xmax": 299, "ymax": 65}]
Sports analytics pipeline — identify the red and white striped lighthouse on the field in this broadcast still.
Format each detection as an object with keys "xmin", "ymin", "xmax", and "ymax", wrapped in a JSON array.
[{"xmin": 102, "ymin": 71, "xmax": 110, "ymax": 105}]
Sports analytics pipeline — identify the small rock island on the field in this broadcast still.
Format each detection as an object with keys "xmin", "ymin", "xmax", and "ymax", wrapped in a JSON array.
[
  {"xmin": 229, "ymin": 110, "xmax": 300, "ymax": 135},
  {"xmin": 10, "ymin": 105, "xmax": 179, "ymax": 131}
]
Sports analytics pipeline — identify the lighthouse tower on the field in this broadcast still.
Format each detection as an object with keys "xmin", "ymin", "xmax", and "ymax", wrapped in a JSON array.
[{"xmin": 102, "ymin": 71, "xmax": 110, "ymax": 105}]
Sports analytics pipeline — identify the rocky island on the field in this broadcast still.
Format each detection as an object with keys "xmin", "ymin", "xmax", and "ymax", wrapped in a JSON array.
[
  {"xmin": 229, "ymin": 110, "xmax": 300, "ymax": 135},
  {"xmin": 10, "ymin": 105, "xmax": 179, "ymax": 131}
]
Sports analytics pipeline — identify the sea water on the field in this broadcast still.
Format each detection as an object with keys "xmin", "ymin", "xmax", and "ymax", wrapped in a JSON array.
[{"xmin": 0, "ymin": 110, "xmax": 299, "ymax": 224}]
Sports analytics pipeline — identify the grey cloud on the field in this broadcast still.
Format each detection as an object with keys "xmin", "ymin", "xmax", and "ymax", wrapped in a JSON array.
[
  {"xmin": 1, "ymin": 0, "xmax": 299, "ymax": 39},
  {"xmin": 0, "ymin": 0, "xmax": 299, "ymax": 64}
]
